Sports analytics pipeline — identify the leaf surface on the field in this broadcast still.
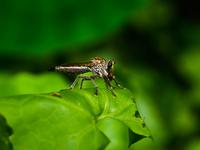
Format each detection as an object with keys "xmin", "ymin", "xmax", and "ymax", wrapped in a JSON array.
[{"xmin": 0, "ymin": 88, "xmax": 152, "ymax": 150}]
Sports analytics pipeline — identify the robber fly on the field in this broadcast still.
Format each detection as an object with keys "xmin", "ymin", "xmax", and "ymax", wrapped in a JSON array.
[{"xmin": 47, "ymin": 57, "xmax": 125, "ymax": 97}]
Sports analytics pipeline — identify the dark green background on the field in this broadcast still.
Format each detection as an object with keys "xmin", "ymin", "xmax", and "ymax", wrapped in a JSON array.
[{"xmin": 1, "ymin": 0, "xmax": 200, "ymax": 149}]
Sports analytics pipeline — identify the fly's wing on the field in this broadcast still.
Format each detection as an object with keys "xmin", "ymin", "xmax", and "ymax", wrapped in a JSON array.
[{"xmin": 48, "ymin": 62, "xmax": 94, "ymax": 74}]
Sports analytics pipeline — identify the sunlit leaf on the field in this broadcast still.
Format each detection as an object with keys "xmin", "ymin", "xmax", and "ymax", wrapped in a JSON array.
[{"xmin": 0, "ymin": 88, "xmax": 152, "ymax": 150}]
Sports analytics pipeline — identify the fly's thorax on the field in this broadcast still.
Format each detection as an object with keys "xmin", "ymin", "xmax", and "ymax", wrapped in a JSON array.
[
  {"xmin": 96, "ymin": 68, "xmax": 108, "ymax": 78},
  {"xmin": 90, "ymin": 57, "xmax": 106, "ymax": 65},
  {"xmin": 90, "ymin": 61, "xmax": 108, "ymax": 78}
]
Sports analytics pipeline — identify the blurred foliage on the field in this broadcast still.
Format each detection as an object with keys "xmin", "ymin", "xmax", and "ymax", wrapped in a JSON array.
[
  {"xmin": 1, "ymin": 0, "xmax": 200, "ymax": 149},
  {"xmin": 0, "ymin": 72, "xmax": 69, "ymax": 97},
  {"xmin": 0, "ymin": 0, "xmax": 149, "ymax": 57}
]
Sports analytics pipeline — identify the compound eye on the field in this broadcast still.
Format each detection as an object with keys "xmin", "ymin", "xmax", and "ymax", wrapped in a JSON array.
[{"xmin": 108, "ymin": 60, "xmax": 114, "ymax": 69}]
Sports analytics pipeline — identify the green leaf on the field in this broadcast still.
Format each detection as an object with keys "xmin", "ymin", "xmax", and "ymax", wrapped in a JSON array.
[
  {"xmin": 96, "ymin": 118, "xmax": 129, "ymax": 150},
  {"xmin": 0, "ymin": 88, "xmax": 152, "ymax": 150},
  {"xmin": 0, "ymin": 114, "xmax": 13, "ymax": 150}
]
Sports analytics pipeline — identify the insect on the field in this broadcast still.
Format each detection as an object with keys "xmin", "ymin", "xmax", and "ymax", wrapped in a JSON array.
[{"xmin": 47, "ymin": 57, "xmax": 125, "ymax": 97}]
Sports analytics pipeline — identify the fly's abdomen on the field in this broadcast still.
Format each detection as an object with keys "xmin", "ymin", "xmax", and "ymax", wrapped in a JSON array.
[
  {"xmin": 48, "ymin": 63, "xmax": 92, "ymax": 74},
  {"xmin": 55, "ymin": 66, "xmax": 90, "ymax": 74}
]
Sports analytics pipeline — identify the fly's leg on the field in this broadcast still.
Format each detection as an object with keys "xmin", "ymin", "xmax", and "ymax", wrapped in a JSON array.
[
  {"xmin": 104, "ymin": 76, "xmax": 116, "ymax": 98},
  {"xmin": 80, "ymin": 79, "xmax": 85, "ymax": 89},
  {"xmin": 61, "ymin": 76, "xmax": 86, "ymax": 91},
  {"xmin": 61, "ymin": 75, "xmax": 100, "ymax": 97},
  {"xmin": 109, "ymin": 73, "xmax": 125, "ymax": 89},
  {"xmin": 79, "ymin": 75, "xmax": 97, "ymax": 89},
  {"xmin": 112, "ymin": 78, "xmax": 125, "ymax": 89},
  {"xmin": 79, "ymin": 78, "xmax": 98, "ymax": 96},
  {"xmin": 110, "ymin": 85, "xmax": 116, "ymax": 98},
  {"xmin": 79, "ymin": 75, "xmax": 100, "ymax": 96},
  {"xmin": 90, "ymin": 78, "xmax": 98, "ymax": 96},
  {"xmin": 90, "ymin": 75, "xmax": 101, "ymax": 96}
]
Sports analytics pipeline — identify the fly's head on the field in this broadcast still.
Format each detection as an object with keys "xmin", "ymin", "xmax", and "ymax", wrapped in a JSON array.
[
  {"xmin": 107, "ymin": 59, "xmax": 115, "ymax": 81},
  {"xmin": 107, "ymin": 59, "xmax": 115, "ymax": 73}
]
